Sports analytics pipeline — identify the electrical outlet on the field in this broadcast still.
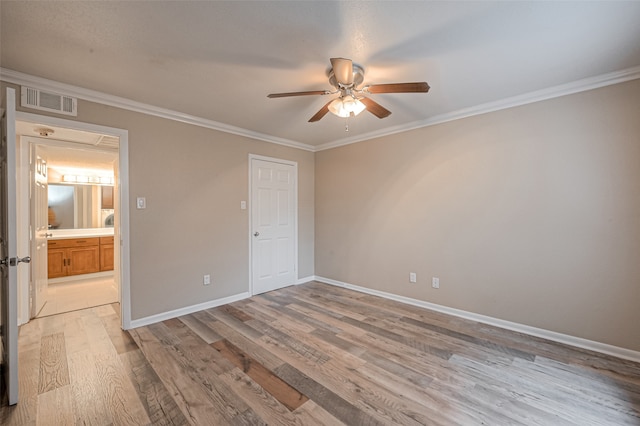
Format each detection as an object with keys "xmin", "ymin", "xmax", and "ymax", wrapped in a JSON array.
[
  {"xmin": 203, "ymin": 274, "xmax": 211, "ymax": 286},
  {"xmin": 409, "ymin": 272, "xmax": 417, "ymax": 283},
  {"xmin": 432, "ymin": 277, "xmax": 440, "ymax": 289}
]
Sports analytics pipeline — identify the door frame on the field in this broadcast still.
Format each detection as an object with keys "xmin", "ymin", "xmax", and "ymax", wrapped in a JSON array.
[
  {"xmin": 15, "ymin": 111, "xmax": 132, "ymax": 329},
  {"xmin": 2, "ymin": 86, "xmax": 20, "ymax": 404},
  {"xmin": 248, "ymin": 154, "xmax": 298, "ymax": 296},
  {"xmin": 20, "ymin": 136, "xmax": 119, "ymax": 320}
]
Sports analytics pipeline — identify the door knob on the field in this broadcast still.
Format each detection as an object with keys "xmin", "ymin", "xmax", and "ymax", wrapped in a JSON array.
[
  {"xmin": 254, "ymin": 231, "xmax": 260, "ymax": 237},
  {"xmin": 8, "ymin": 256, "xmax": 31, "ymax": 266}
]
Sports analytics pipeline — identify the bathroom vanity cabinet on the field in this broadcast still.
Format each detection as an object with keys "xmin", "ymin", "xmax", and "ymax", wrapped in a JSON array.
[{"xmin": 48, "ymin": 236, "xmax": 114, "ymax": 278}]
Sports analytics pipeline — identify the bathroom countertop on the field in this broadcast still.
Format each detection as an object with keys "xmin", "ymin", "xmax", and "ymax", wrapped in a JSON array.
[{"xmin": 48, "ymin": 228, "xmax": 114, "ymax": 239}]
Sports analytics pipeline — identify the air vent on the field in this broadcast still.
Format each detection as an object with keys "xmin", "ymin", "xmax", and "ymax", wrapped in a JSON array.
[
  {"xmin": 96, "ymin": 135, "xmax": 120, "ymax": 150},
  {"xmin": 21, "ymin": 86, "xmax": 77, "ymax": 116}
]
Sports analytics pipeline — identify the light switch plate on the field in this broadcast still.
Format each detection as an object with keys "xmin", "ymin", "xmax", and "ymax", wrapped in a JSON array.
[{"xmin": 136, "ymin": 197, "xmax": 146, "ymax": 209}]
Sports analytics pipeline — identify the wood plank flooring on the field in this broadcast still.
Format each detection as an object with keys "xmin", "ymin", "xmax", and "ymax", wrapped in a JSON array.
[
  {"xmin": 2, "ymin": 281, "xmax": 640, "ymax": 425},
  {"xmin": 1, "ymin": 303, "xmax": 186, "ymax": 425}
]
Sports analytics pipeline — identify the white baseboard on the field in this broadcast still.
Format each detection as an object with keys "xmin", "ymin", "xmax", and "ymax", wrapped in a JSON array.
[
  {"xmin": 296, "ymin": 275, "xmax": 316, "ymax": 285},
  {"xmin": 128, "ymin": 291, "xmax": 250, "ymax": 329},
  {"xmin": 125, "ymin": 275, "xmax": 640, "ymax": 362},
  {"xmin": 313, "ymin": 276, "xmax": 640, "ymax": 363}
]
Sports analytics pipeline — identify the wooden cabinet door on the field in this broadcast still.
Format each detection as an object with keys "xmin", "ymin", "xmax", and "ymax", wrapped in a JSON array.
[
  {"xmin": 100, "ymin": 244, "xmax": 114, "ymax": 271},
  {"xmin": 47, "ymin": 247, "xmax": 67, "ymax": 279},
  {"xmin": 101, "ymin": 186, "xmax": 114, "ymax": 209},
  {"xmin": 67, "ymin": 246, "xmax": 100, "ymax": 276}
]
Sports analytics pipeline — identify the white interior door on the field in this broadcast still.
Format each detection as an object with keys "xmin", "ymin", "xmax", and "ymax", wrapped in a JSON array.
[
  {"xmin": 31, "ymin": 145, "xmax": 48, "ymax": 317},
  {"xmin": 251, "ymin": 157, "xmax": 297, "ymax": 295},
  {"xmin": 1, "ymin": 87, "xmax": 23, "ymax": 405}
]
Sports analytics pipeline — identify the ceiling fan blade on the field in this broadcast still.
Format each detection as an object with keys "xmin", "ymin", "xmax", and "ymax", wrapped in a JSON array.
[
  {"xmin": 330, "ymin": 58, "xmax": 353, "ymax": 86},
  {"xmin": 308, "ymin": 100, "xmax": 334, "ymax": 122},
  {"xmin": 267, "ymin": 90, "xmax": 328, "ymax": 98},
  {"xmin": 366, "ymin": 82, "xmax": 430, "ymax": 94},
  {"xmin": 360, "ymin": 97, "xmax": 392, "ymax": 119}
]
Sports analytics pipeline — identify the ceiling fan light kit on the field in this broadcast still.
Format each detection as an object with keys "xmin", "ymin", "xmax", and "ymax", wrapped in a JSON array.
[
  {"xmin": 267, "ymin": 57, "xmax": 430, "ymax": 123},
  {"xmin": 328, "ymin": 96, "xmax": 366, "ymax": 118}
]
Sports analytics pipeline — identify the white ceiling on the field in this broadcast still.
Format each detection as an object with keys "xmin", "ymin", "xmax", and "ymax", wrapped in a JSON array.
[
  {"xmin": 16, "ymin": 121, "xmax": 117, "ymax": 174},
  {"xmin": 42, "ymin": 143, "xmax": 116, "ymax": 177},
  {"xmin": 2, "ymin": 1, "xmax": 640, "ymax": 148}
]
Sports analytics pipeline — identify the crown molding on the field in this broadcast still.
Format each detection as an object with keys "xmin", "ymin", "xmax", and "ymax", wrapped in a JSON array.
[
  {"xmin": 315, "ymin": 65, "xmax": 640, "ymax": 151},
  {"xmin": 0, "ymin": 68, "xmax": 315, "ymax": 152},
  {"xmin": 3, "ymin": 65, "xmax": 639, "ymax": 153}
]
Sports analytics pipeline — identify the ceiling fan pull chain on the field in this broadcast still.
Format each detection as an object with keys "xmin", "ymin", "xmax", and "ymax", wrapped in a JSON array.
[{"xmin": 345, "ymin": 118, "xmax": 349, "ymax": 132}]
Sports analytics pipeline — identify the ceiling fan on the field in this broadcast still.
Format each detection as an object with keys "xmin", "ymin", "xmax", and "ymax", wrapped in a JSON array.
[{"xmin": 267, "ymin": 58, "xmax": 430, "ymax": 122}]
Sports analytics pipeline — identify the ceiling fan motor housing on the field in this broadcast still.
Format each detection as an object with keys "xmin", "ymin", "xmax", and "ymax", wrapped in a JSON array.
[{"xmin": 328, "ymin": 64, "xmax": 365, "ymax": 90}]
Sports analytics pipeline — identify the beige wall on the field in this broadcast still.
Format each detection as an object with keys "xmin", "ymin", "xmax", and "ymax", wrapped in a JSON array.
[
  {"xmin": 2, "ymin": 81, "xmax": 314, "ymax": 321},
  {"xmin": 315, "ymin": 79, "xmax": 640, "ymax": 352},
  {"xmin": 5, "ymin": 76, "xmax": 639, "ymax": 352}
]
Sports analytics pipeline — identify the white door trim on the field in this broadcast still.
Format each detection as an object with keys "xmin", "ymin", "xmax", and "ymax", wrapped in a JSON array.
[
  {"xmin": 15, "ymin": 111, "xmax": 132, "ymax": 329},
  {"xmin": 248, "ymin": 154, "xmax": 298, "ymax": 296}
]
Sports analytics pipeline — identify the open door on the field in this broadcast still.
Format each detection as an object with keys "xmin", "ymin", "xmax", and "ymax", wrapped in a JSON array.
[
  {"xmin": 1, "ymin": 87, "xmax": 30, "ymax": 405},
  {"xmin": 31, "ymin": 145, "xmax": 48, "ymax": 317}
]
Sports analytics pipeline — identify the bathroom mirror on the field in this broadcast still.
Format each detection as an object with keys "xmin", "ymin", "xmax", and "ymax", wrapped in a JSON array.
[{"xmin": 48, "ymin": 184, "xmax": 114, "ymax": 229}]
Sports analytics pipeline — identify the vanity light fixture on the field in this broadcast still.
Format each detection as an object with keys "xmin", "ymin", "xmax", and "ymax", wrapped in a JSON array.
[{"xmin": 63, "ymin": 174, "xmax": 114, "ymax": 185}]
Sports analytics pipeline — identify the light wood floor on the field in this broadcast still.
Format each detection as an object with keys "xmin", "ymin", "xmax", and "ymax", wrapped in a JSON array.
[
  {"xmin": 0, "ymin": 303, "xmax": 160, "ymax": 425},
  {"xmin": 2, "ymin": 281, "xmax": 640, "ymax": 425}
]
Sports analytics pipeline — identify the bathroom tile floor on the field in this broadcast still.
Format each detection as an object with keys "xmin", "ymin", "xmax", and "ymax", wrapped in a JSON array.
[{"xmin": 37, "ymin": 276, "xmax": 118, "ymax": 317}]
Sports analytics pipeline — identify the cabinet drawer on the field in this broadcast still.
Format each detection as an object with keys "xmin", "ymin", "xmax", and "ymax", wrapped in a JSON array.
[
  {"xmin": 48, "ymin": 237, "xmax": 100, "ymax": 248},
  {"xmin": 100, "ymin": 236, "xmax": 114, "ymax": 245}
]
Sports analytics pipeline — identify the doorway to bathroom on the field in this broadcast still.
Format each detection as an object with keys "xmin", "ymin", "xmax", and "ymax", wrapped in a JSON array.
[{"xmin": 15, "ymin": 119, "xmax": 125, "ymax": 322}]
